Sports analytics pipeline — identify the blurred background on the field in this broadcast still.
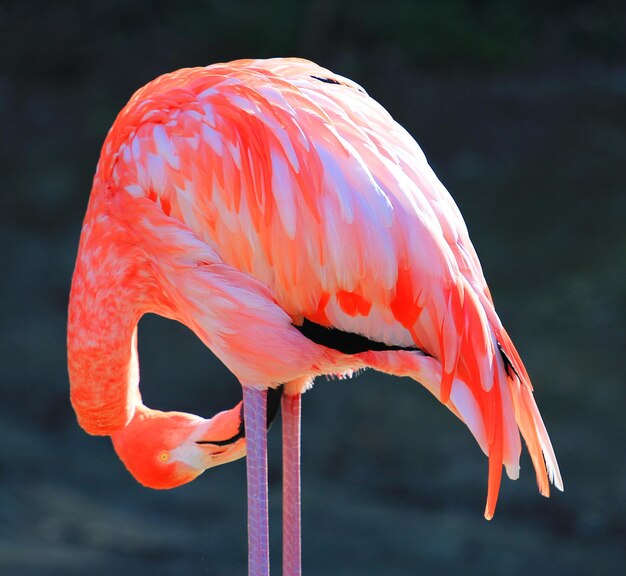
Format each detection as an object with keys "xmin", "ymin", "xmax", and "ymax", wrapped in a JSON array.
[{"xmin": 1, "ymin": 1, "xmax": 625, "ymax": 574}]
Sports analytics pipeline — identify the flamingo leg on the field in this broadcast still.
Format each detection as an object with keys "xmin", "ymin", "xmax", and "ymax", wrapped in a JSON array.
[
  {"xmin": 282, "ymin": 393, "xmax": 302, "ymax": 576},
  {"xmin": 243, "ymin": 386, "xmax": 270, "ymax": 576}
]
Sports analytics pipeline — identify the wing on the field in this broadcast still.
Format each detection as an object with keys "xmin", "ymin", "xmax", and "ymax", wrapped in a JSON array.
[
  {"xmin": 105, "ymin": 58, "xmax": 486, "ymax": 347},
  {"xmin": 100, "ymin": 58, "xmax": 562, "ymax": 515},
  {"xmin": 102, "ymin": 58, "xmax": 503, "ymax": 399}
]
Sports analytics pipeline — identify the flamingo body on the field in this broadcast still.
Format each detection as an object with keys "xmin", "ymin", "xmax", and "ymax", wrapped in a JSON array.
[{"xmin": 68, "ymin": 58, "xmax": 562, "ymax": 570}]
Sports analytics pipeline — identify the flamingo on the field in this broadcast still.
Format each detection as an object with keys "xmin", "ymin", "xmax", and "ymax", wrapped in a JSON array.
[{"xmin": 67, "ymin": 58, "xmax": 563, "ymax": 576}]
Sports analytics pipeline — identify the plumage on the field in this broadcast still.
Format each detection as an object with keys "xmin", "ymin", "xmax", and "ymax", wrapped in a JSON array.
[{"xmin": 68, "ymin": 58, "xmax": 562, "ymax": 574}]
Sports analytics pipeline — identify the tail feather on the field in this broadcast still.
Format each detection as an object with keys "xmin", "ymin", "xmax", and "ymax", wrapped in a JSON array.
[
  {"xmin": 447, "ymin": 284, "xmax": 562, "ymax": 516},
  {"xmin": 472, "ymin": 290, "xmax": 562, "ymax": 497},
  {"xmin": 520, "ymin": 382, "xmax": 563, "ymax": 492},
  {"xmin": 494, "ymin": 325, "xmax": 563, "ymax": 497},
  {"xmin": 493, "ymin": 338, "xmax": 522, "ymax": 482},
  {"xmin": 534, "ymin": 406, "xmax": 564, "ymax": 491},
  {"xmin": 363, "ymin": 277, "xmax": 562, "ymax": 518},
  {"xmin": 484, "ymin": 377, "xmax": 503, "ymax": 520}
]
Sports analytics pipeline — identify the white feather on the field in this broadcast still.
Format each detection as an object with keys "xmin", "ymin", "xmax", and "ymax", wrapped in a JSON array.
[
  {"xmin": 153, "ymin": 124, "xmax": 180, "ymax": 170},
  {"xmin": 270, "ymin": 149, "xmax": 297, "ymax": 239}
]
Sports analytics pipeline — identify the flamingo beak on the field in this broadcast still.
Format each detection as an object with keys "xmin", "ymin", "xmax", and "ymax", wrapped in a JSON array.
[
  {"xmin": 192, "ymin": 402, "xmax": 247, "ymax": 467},
  {"xmin": 193, "ymin": 386, "xmax": 284, "ymax": 468}
]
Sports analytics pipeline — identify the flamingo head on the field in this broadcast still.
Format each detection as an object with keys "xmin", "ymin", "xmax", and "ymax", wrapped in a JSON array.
[{"xmin": 111, "ymin": 403, "xmax": 246, "ymax": 489}]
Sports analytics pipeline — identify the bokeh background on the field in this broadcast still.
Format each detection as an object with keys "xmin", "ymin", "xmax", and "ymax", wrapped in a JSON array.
[{"xmin": 2, "ymin": 1, "xmax": 625, "ymax": 574}]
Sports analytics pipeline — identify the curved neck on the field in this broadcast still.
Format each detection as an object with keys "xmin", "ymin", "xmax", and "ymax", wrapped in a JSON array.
[{"xmin": 67, "ymin": 206, "xmax": 153, "ymax": 435}]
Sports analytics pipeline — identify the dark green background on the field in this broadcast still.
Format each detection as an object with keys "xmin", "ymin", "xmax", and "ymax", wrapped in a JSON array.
[{"xmin": 2, "ymin": 1, "xmax": 624, "ymax": 574}]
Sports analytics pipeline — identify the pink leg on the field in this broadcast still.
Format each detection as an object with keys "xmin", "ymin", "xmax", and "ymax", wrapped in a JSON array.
[
  {"xmin": 243, "ymin": 386, "xmax": 270, "ymax": 576},
  {"xmin": 282, "ymin": 393, "xmax": 302, "ymax": 576}
]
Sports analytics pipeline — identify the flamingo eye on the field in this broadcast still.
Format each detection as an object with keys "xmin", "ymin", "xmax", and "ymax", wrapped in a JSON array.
[{"xmin": 159, "ymin": 451, "xmax": 170, "ymax": 463}]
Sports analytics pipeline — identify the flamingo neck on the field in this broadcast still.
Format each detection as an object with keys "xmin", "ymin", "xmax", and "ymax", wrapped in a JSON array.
[{"xmin": 67, "ymin": 202, "xmax": 162, "ymax": 435}]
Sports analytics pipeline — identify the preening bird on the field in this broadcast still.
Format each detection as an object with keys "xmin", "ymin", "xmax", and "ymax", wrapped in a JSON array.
[{"xmin": 67, "ymin": 58, "xmax": 563, "ymax": 576}]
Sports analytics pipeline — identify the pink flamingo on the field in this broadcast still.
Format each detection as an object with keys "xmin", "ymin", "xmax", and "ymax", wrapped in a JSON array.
[{"xmin": 67, "ymin": 58, "xmax": 563, "ymax": 576}]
